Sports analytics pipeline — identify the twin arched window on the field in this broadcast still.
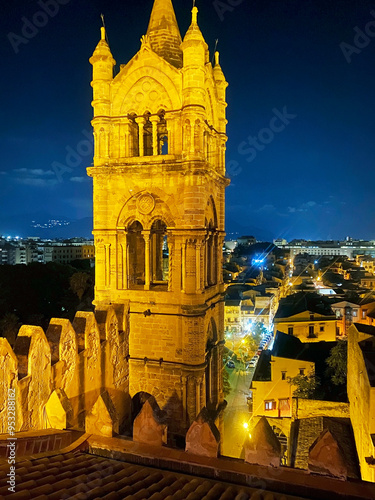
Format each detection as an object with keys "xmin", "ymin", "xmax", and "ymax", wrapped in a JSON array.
[
  {"xmin": 129, "ymin": 111, "xmax": 168, "ymax": 158},
  {"xmin": 128, "ymin": 220, "xmax": 169, "ymax": 290}
]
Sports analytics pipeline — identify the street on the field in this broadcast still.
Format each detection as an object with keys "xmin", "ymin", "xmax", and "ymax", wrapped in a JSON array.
[{"xmin": 222, "ymin": 363, "xmax": 254, "ymax": 458}]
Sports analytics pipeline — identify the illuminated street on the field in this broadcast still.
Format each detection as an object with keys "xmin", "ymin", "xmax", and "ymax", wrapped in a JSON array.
[{"xmin": 222, "ymin": 363, "xmax": 254, "ymax": 458}]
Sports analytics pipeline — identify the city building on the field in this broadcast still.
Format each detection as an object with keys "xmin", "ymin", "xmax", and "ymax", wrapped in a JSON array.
[
  {"xmin": 0, "ymin": 238, "xmax": 94, "ymax": 265},
  {"xmin": 273, "ymin": 292, "xmax": 337, "ymax": 342},
  {"xmin": 275, "ymin": 238, "xmax": 375, "ymax": 259},
  {"xmin": 331, "ymin": 300, "xmax": 360, "ymax": 338}
]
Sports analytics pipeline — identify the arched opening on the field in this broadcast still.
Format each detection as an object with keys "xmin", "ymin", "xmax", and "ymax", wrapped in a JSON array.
[
  {"xmin": 150, "ymin": 220, "xmax": 169, "ymax": 287},
  {"xmin": 143, "ymin": 112, "xmax": 153, "ymax": 156},
  {"xmin": 157, "ymin": 110, "xmax": 168, "ymax": 155},
  {"xmin": 206, "ymin": 221, "xmax": 216, "ymax": 287},
  {"xmin": 128, "ymin": 113, "xmax": 139, "ymax": 157},
  {"xmin": 272, "ymin": 425, "xmax": 288, "ymax": 464},
  {"xmin": 127, "ymin": 221, "xmax": 145, "ymax": 288}
]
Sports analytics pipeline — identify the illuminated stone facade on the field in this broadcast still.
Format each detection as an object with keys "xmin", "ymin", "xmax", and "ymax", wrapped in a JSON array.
[
  {"xmin": 87, "ymin": 0, "xmax": 229, "ymax": 438},
  {"xmin": 348, "ymin": 323, "xmax": 375, "ymax": 482}
]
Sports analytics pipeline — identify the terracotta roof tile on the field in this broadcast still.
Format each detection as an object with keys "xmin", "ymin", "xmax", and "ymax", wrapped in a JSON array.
[
  {"xmin": 101, "ymin": 493, "xmax": 121, "ymax": 500},
  {"xmin": 33, "ymin": 474, "xmax": 57, "ymax": 486},
  {"xmin": 4, "ymin": 448, "xmax": 374, "ymax": 500},
  {"xmin": 28, "ymin": 484, "xmax": 54, "ymax": 496}
]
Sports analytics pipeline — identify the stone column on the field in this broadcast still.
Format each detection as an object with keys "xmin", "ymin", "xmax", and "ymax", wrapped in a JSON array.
[
  {"xmin": 187, "ymin": 376, "xmax": 196, "ymax": 424},
  {"xmin": 200, "ymin": 377, "xmax": 206, "ymax": 410},
  {"xmin": 196, "ymin": 243, "xmax": 202, "ymax": 292},
  {"xmin": 181, "ymin": 241, "xmax": 186, "ymax": 293},
  {"xmin": 168, "ymin": 235, "xmax": 174, "ymax": 292},
  {"xmin": 104, "ymin": 243, "xmax": 111, "ymax": 287},
  {"xmin": 150, "ymin": 115, "xmax": 160, "ymax": 156},
  {"xmin": 182, "ymin": 375, "xmax": 188, "ymax": 427},
  {"xmin": 142, "ymin": 230, "xmax": 151, "ymax": 290},
  {"xmin": 203, "ymin": 236, "xmax": 208, "ymax": 288},
  {"xmin": 117, "ymin": 230, "xmax": 128, "ymax": 290},
  {"xmin": 122, "ymin": 117, "xmax": 133, "ymax": 158},
  {"xmin": 135, "ymin": 117, "xmax": 146, "ymax": 157},
  {"xmin": 196, "ymin": 377, "xmax": 201, "ymax": 415}
]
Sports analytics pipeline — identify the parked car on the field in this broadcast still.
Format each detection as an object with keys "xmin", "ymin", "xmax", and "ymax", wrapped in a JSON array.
[
  {"xmin": 226, "ymin": 360, "xmax": 235, "ymax": 369},
  {"xmin": 248, "ymin": 359, "xmax": 257, "ymax": 368}
]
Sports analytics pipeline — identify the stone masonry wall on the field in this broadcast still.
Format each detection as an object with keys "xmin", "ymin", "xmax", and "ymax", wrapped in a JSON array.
[{"xmin": 0, "ymin": 304, "xmax": 130, "ymax": 435}]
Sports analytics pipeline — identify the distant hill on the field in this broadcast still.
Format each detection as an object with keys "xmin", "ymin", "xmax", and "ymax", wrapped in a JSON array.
[
  {"xmin": 225, "ymin": 216, "xmax": 274, "ymax": 242},
  {"xmin": 0, "ymin": 212, "xmax": 93, "ymax": 239}
]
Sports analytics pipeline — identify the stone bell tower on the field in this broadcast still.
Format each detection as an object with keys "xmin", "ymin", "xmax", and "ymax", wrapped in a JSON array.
[{"xmin": 88, "ymin": 0, "xmax": 229, "ymax": 440}]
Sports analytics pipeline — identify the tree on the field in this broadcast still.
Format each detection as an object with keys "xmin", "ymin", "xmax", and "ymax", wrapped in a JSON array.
[
  {"xmin": 223, "ymin": 369, "xmax": 231, "ymax": 397},
  {"xmin": 0, "ymin": 313, "xmax": 20, "ymax": 347},
  {"xmin": 70, "ymin": 272, "xmax": 90, "ymax": 302},
  {"xmin": 326, "ymin": 340, "xmax": 347, "ymax": 386},
  {"xmin": 288, "ymin": 372, "xmax": 319, "ymax": 399}
]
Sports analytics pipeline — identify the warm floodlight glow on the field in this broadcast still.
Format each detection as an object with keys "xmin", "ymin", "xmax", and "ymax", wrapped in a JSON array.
[{"xmin": 243, "ymin": 422, "xmax": 249, "ymax": 429}]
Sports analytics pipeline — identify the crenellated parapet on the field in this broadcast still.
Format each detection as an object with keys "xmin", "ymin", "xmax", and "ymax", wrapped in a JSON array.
[{"xmin": 0, "ymin": 304, "xmax": 130, "ymax": 435}]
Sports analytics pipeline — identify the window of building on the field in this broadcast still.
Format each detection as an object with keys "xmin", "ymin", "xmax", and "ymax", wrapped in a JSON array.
[
  {"xmin": 319, "ymin": 325, "xmax": 324, "ymax": 332},
  {"xmin": 299, "ymin": 368, "xmax": 305, "ymax": 376},
  {"xmin": 308, "ymin": 325, "xmax": 316, "ymax": 338},
  {"xmin": 353, "ymin": 310, "xmax": 357, "ymax": 317},
  {"xmin": 281, "ymin": 371, "xmax": 287, "ymax": 381},
  {"xmin": 362, "ymin": 310, "xmax": 367, "ymax": 319},
  {"xmin": 150, "ymin": 220, "xmax": 169, "ymax": 285},
  {"xmin": 128, "ymin": 221, "xmax": 145, "ymax": 288},
  {"xmin": 265, "ymin": 400, "xmax": 276, "ymax": 411},
  {"xmin": 288, "ymin": 326, "xmax": 293, "ymax": 335}
]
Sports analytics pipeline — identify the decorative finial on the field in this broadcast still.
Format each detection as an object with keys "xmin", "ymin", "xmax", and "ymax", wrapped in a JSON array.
[
  {"xmin": 141, "ymin": 34, "xmax": 151, "ymax": 47},
  {"xmin": 100, "ymin": 14, "xmax": 106, "ymax": 40},
  {"xmin": 215, "ymin": 51, "xmax": 220, "ymax": 66},
  {"xmin": 192, "ymin": 5, "xmax": 198, "ymax": 24}
]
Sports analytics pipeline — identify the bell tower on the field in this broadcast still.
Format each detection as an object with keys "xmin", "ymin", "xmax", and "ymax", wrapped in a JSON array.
[{"xmin": 88, "ymin": 0, "xmax": 229, "ymax": 440}]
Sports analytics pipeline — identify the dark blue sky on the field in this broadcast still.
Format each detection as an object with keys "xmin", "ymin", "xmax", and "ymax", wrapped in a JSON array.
[{"xmin": 1, "ymin": 0, "xmax": 375, "ymax": 240}]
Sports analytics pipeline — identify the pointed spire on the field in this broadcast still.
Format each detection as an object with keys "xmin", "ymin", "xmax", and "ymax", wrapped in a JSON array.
[
  {"xmin": 146, "ymin": 0, "xmax": 183, "ymax": 68},
  {"xmin": 182, "ymin": 5, "xmax": 207, "ymax": 48},
  {"xmin": 90, "ymin": 26, "xmax": 116, "ymax": 66}
]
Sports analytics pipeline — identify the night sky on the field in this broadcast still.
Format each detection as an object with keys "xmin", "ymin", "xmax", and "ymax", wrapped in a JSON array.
[{"xmin": 1, "ymin": 0, "xmax": 375, "ymax": 241}]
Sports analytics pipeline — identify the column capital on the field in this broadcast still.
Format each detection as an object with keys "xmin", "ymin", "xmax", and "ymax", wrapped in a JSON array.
[
  {"xmin": 149, "ymin": 115, "xmax": 160, "ymax": 124},
  {"xmin": 135, "ymin": 116, "xmax": 147, "ymax": 126}
]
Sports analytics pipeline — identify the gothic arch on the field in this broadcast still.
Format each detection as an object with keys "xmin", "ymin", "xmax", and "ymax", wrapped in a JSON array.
[
  {"xmin": 112, "ymin": 68, "xmax": 181, "ymax": 116},
  {"xmin": 205, "ymin": 195, "xmax": 218, "ymax": 230},
  {"xmin": 117, "ymin": 191, "xmax": 177, "ymax": 230}
]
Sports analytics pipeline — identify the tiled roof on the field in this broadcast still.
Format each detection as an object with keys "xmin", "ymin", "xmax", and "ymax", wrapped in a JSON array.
[
  {"xmin": 1, "ymin": 434, "xmax": 375, "ymax": 500},
  {"xmin": 353, "ymin": 323, "xmax": 375, "ymax": 336},
  {"xmin": 0, "ymin": 450, "xmax": 296, "ymax": 500},
  {"xmin": 275, "ymin": 292, "xmax": 334, "ymax": 319},
  {"xmin": 252, "ymin": 349, "xmax": 271, "ymax": 381}
]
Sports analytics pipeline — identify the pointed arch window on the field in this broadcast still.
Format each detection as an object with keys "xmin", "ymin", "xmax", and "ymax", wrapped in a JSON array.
[
  {"xmin": 150, "ymin": 220, "xmax": 169, "ymax": 286},
  {"xmin": 143, "ymin": 112, "xmax": 153, "ymax": 156},
  {"xmin": 127, "ymin": 221, "xmax": 145, "ymax": 288},
  {"xmin": 157, "ymin": 110, "xmax": 168, "ymax": 155}
]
